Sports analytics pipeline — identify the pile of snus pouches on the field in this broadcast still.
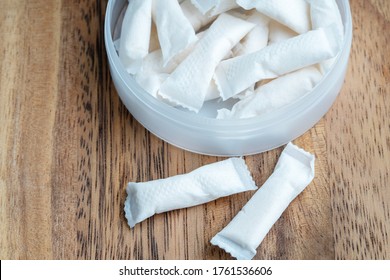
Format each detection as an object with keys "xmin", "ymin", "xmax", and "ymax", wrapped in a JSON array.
[{"xmin": 118, "ymin": 0, "xmax": 344, "ymax": 259}]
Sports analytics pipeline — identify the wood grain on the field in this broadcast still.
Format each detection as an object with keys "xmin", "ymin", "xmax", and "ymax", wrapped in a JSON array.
[
  {"xmin": 327, "ymin": 0, "xmax": 390, "ymax": 259},
  {"xmin": 0, "ymin": 0, "xmax": 389, "ymax": 260}
]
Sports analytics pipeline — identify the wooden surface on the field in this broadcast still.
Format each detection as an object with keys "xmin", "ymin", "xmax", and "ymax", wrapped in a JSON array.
[{"xmin": 0, "ymin": 0, "xmax": 389, "ymax": 260}]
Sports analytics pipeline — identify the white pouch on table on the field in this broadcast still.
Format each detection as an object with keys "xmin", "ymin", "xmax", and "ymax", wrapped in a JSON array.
[
  {"xmin": 237, "ymin": 0, "xmax": 311, "ymax": 34},
  {"xmin": 214, "ymin": 25, "xmax": 341, "ymax": 100},
  {"xmin": 158, "ymin": 13, "xmax": 255, "ymax": 112},
  {"xmin": 119, "ymin": 0, "xmax": 152, "ymax": 74},
  {"xmin": 211, "ymin": 142, "xmax": 315, "ymax": 260},
  {"xmin": 124, "ymin": 158, "xmax": 257, "ymax": 228},
  {"xmin": 217, "ymin": 66, "xmax": 322, "ymax": 119},
  {"xmin": 153, "ymin": 0, "xmax": 197, "ymax": 66}
]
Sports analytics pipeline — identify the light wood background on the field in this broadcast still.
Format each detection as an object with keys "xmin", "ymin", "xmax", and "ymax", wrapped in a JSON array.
[{"xmin": 0, "ymin": 0, "xmax": 389, "ymax": 260}]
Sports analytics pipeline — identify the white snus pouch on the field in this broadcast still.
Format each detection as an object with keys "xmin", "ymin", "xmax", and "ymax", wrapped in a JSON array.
[
  {"xmin": 181, "ymin": 0, "xmax": 216, "ymax": 32},
  {"xmin": 189, "ymin": 0, "xmax": 239, "ymax": 15},
  {"xmin": 209, "ymin": 0, "xmax": 240, "ymax": 16},
  {"xmin": 190, "ymin": 0, "xmax": 216, "ymax": 14},
  {"xmin": 232, "ymin": 12, "xmax": 270, "ymax": 57},
  {"xmin": 153, "ymin": 0, "xmax": 197, "ymax": 66},
  {"xmin": 119, "ymin": 0, "xmax": 152, "ymax": 74},
  {"xmin": 306, "ymin": 0, "xmax": 343, "ymax": 35},
  {"xmin": 217, "ymin": 66, "xmax": 322, "ymax": 119},
  {"xmin": 306, "ymin": 0, "xmax": 344, "ymax": 73},
  {"xmin": 237, "ymin": 0, "xmax": 311, "ymax": 34},
  {"xmin": 211, "ymin": 143, "xmax": 315, "ymax": 260},
  {"xmin": 158, "ymin": 13, "xmax": 255, "ymax": 112},
  {"xmin": 214, "ymin": 25, "xmax": 341, "ymax": 100},
  {"xmin": 268, "ymin": 20, "xmax": 298, "ymax": 45},
  {"xmin": 124, "ymin": 158, "xmax": 257, "ymax": 228},
  {"xmin": 135, "ymin": 33, "xmax": 203, "ymax": 98}
]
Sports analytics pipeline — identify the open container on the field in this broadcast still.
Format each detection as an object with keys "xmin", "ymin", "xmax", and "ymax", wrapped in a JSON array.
[{"xmin": 104, "ymin": 0, "xmax": 353, "ymax": 156}]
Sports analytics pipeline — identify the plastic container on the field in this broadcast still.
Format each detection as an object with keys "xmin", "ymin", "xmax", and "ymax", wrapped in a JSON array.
[{"xmin": 104, "ymin": 0, "xmax": 352, "ymax": 156}]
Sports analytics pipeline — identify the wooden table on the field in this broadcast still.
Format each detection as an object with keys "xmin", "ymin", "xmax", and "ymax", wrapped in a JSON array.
[{"xmin": 0, "ymin": 0, "xmax": 389, "ymax": 260}]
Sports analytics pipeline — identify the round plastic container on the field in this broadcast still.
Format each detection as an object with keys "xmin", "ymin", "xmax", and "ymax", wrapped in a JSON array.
[{"xmin": 104, "ymin": 0, "xmax": 352, "ymax": 156}]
